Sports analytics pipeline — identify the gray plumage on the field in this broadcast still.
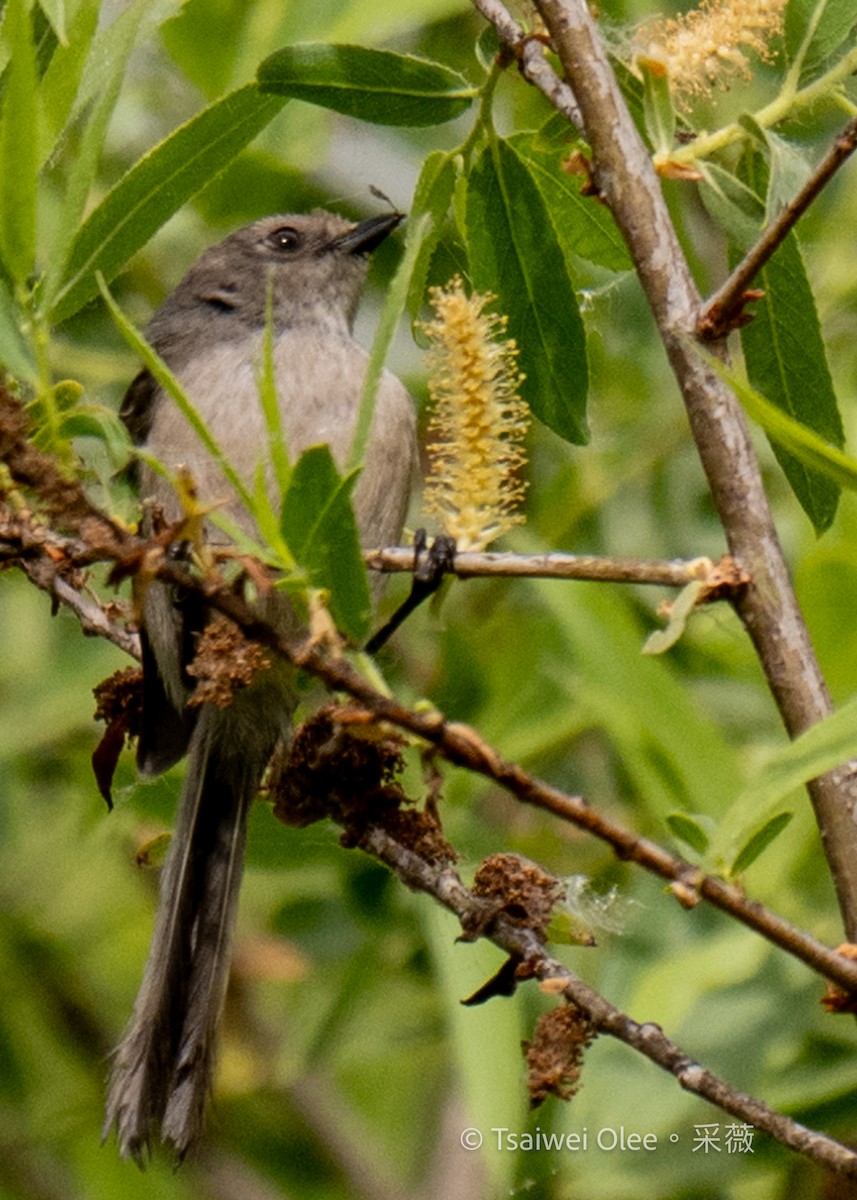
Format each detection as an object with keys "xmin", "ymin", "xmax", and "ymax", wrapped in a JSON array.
[{"xmin": 104, "ymin": 210, "xmax": 416, "ymax": 1163}]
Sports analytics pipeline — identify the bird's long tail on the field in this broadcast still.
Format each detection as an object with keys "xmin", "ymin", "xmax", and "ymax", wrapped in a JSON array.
[{"xmin": 104, "ymin": 715, "xmax": 260, "ymax": 1164}]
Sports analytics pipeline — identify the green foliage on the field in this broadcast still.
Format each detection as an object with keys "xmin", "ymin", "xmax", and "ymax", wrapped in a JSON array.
[
  {"xmin": 508, "ymin": 118, "xmax": 631, "ymax": 272},
  {"xmin": 2, "ymin": 0, "xmax": 857, "ymax": 1196},
  {"xmin": 0, "ymin": 0, "xmax": 38, "ymax": 288},
  {"xmin": 702, "ymin": 154, "xmax": 844, "ymax": 532},
  {"xmin": 280, "ymin": 446, "xmax": 371, "ymax": 642},
  {"xmin": 737, "ymin": 154, "xmax": 844, "ymax": 533},
  {"xmin": 257, "ymin": 42, "xmax": 476, "ymax": 125},
  {"xmin": 466, "ymin": 137, "xmax": 590, "ymax": 443},
  {"xmin": 49, "ymin": 85, "xmax": 288, "ymax": 323},
  {"xmin": 785, "ymin": 0, "xmax": 857, "ymax": 77}
]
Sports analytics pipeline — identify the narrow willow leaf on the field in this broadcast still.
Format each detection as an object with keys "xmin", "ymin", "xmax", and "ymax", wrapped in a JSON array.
[
  {"xmin": 785, "ymin": 0, "xmax": 857, "ymax": 77},
  {"xmin": 39, "ymin": 0, "xmax": 156, "ymax": 306},
  {"xmin": 736, "ymin": 240, "xmax": 842, "ymax": 528},
  {"xmin": 706, "ymin": 352, "xmax": 857, "ymax": 492},
  {"xmin": 466, "ymin": 138, "xmax": 589, "ymax": 444},
  {"xmin": 406, "ymin": 150, "xmax": 458, "ymax": 318},
  {"xmin": 726, "ymin": 691, "xmax": 857, "ymax": 821},
  {"xmin": 70, "ymin": 0, "xmax": 182, "ymax": 116},
  {"xmin": 731, "ymin": 812, "xmax": 794, "ymax": 876},
  {"xmin": 258, "ymin": 43, "xmax": 474, "ymax": 127},
  {"xmin": 49, "ymin": 85, "xmax": 286, "ymax": 323},
  {"xmin": 509, "ymin": 126, "xmax": 630, "ymax": 272},
  {"xmin": 37, "ymin": 0, "xmax": 100, "ymax": 166},
  {"xmin": 0, "ymin": 0, "xmax": 38, "ymax": 284},
  {"xmin": 0, "ymin": 277, "xmax": 35, "ymax": 380},
  {"xmin": 258, "ymin": 281, "xmax": 291, "ymax": 499},
  {"xmin": 642, "ymin": 580, "xmax": 705, "ymax": 655},
  {"xmin": 698, "ymin": 162, "xmax": 764, "ymax": 250},
  {"xmin": 762, "ymin": 131, "xmax": 813, "ymax": 223},
  {"xmin": 639, "ymin": 56, "xmax": 676, "ymax": 157},
  {"xmin": 37, "ymin": 0, "xmax": 66, "ymax": 43},
  {"xmin": 666, "ymin": 812, "xmax": 711, "ymax": 855},
  {"xmin": 347, "ymin": 211, "xmax": 430, "ymax": 471},
  {"xmin": 280, "ymin": 445, "xmax": 371, "ymax": 642}
]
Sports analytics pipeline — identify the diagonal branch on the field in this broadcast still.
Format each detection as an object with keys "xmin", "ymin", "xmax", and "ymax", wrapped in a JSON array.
[
  {"xmin": 362, "ymin": 823, "xmax": 857, "ymax": 1178},
  {"xmin": 470, "ymin": 0, "xmax": 583, "ymax": 127},
  {"xmin": 699, "ymin": 116, "xmax": 857, "ymax": 339}
]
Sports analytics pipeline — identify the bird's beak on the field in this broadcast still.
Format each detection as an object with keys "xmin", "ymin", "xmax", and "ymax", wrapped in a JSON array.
[{"xmin": 332, "ymin": 212, "xmax": 404, "ymax": 256}]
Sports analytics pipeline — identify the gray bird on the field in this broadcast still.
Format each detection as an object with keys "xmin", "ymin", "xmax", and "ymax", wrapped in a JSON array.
[{"xmin": 104, "ymin": 210, "xmax": 416, "ymax": 1163}]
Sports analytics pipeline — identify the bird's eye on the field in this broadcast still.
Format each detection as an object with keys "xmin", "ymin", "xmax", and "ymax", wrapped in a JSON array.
[{"xmin": 266, "ymin": 226, "xmax": 302, "ymax": 253}]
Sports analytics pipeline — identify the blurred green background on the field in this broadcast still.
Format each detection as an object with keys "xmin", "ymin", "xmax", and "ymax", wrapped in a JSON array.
[{"xmin": 3, "ymin": 0, "xmax": 857, "ymax": 1196}]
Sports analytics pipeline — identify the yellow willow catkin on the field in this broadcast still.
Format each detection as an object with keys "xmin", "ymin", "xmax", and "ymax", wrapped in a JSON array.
[
  {"xmin": 421, "ymin": 278, "xmax": 528, "ymax": 552},
  {"xmin": 635, "ymin": 0, "xmax": 786, "ymax": 105}
]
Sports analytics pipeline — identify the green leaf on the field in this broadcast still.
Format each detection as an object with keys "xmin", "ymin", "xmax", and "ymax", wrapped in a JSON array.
[
  {"xmin": 406, "ymin": 150, "xmax": 459, "ymax": 318},
  {"xmin": 785, "ymin": 0, "xmax": 857, "ymax": 77},
  {"xmin": 280, "ymin": 445, "xmax": 371, "ymax": 642},
  {"xmin": 39, "ymin": 0, "xmax": 153, "ymax": 306},
  {"xmin": 731, "ymin": 811, "xmax": 794, "ymax": 876},
  {"xmin": 36, "ymin": 0, "xmax": 66, "ymax": 42},
  {"xmin": 737, "ymin": 249, "xmax": 843, "ymax": 532},
  {"xmin": 509, "ymin": 123, "xmax": 631, "ymax": 272},
  {"xmin": 48, "ymin": 84, "xmax": 287, "ymax": 323},
  {"xmin": 258, "ymin": 281, "xmax": 291, "ymax": 500},
  {"xmin": 258, "ymin": 43, "xmax": 474, "ymax": 127},
  {"xmin": 706, "ymin": 352, "xmax": 857, "ymax": 492},
  {"xmin": 762, "ymin": 131, "xmax": 813, "ymax": 223},
  {"xmin": 0, "ymin": 0, "xmax": 38, "ymax": 284},
  {"xmin": 639, "ymin": 57, "xmax": 676, "ymax": 158},
  {"xmin": 706, "ymin": 689, "xmax": 857, "ymax": 872},
  {"xmin": 698, "ymin": 162, "xmax": 765, "ymax": 251},
  {"xmin": 36, "ymin": 0, "xmax": 100, "ymax": 166},
  {"xmin": 735, "ymin": 116, "xmax": 813, "ymax": 224},
  {"xmin": 665, "ymin": 812, "xmax": 711, "ymax": 855},
  {"xmin": 731, "ymin": 692, "xmax": 857, "ymax": 815},
  {"xmin": 465, "ymin": 137, "xmax": 589, "ymax": 444},
  {"xmin": 475, "ymin": 23, "xmax": 501, "ymax": 73},
  {"xmin": 347, "ymin": 209, "xmax": 430, "ymax": 471},
  {"xmin": 0, "ymin": 277, "xmax": 35, "ymax": 381},
  {"xmin": 642, "ymin": 579, "xmax": 705, "ymax": 655}
]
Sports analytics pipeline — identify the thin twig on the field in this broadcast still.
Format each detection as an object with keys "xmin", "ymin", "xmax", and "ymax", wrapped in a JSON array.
[
  {"xmin": 470, "ymin": 0, "xmax": 583, "ymax": 128},
  {"xmin": 366, "ymin": 546, "xmax": 729, "ymax": 588},
  {"xmin": 15, "ymin": 551, "xmax": 140, "ymax": 658},
  {"xmin": 699, "ymin": 116, "xmax": 857, "ymax": 339},
  {"xmin": 362, "ymin": 824, "xmax": 857, "ymax": 1178}
]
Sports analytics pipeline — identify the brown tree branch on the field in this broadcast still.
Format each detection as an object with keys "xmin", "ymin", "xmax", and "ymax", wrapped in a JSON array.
[
  {"xmin": 366, "ymin": 545, "xmax": 741, "ymax": 589},
  {"xmin": 361, "ymin": 824, "xmax": 857, "ymax": 1178},
  {"xmin": 469, "ymin": 0, "xmax": 583, "ymax": 127},
  {"xmin": 524, "ymin": 0, "xmax": 857, "ymax": 936},
  {"xmin": 5, "ymin": 516, "xmax": 857, "ymax": 995},
  {"xmin": 699, "ymin": 116, "xmax": 857, "ymax": 339}
]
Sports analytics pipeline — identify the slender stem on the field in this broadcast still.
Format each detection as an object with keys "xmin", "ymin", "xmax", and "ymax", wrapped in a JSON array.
[
  {"xmin": 528, "ymin": 0, "xmax": 857, "ymax": 934},
  {"xmin": 470, "ymin": 0, "xmax": 583, "ymax": 128},
  {"xmin": 365, "ymin": 545, "xmax": 736, "ymax": 590},
  {"xmin": 669, "ymin": 44, "xmax": 857, "ymax": 165},
  {"xmin": 699, "ymin": 117, "xmax": 857, "ymax": 338},
  {"xmin": 362, "ymin": 825, "xmax": 857, "ymax": 1178}
]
